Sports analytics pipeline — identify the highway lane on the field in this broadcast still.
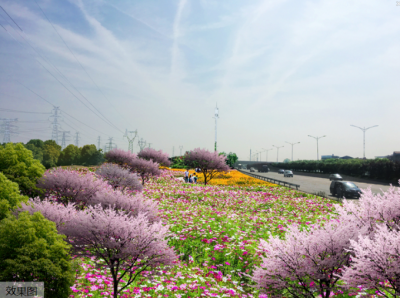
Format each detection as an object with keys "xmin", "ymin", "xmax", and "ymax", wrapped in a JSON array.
[{"xmin": 241, "ymin": 169, "xmax": 398, "ymax": 200}]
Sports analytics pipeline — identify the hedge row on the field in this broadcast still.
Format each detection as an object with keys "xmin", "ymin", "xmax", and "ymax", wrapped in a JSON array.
[{"xmin": 271, "ymin": 159, "xmax": 400, "ymax": 182}]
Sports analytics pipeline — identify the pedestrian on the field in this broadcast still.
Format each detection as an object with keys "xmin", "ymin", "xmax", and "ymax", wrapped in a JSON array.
[
  {"xmin": 189, "ymin": 174, "xmax": 193, "ymax": 183},
  {"xmin": 193, "ymin": 173, "xmax": 198, "ymax": 183},
  {"xmin": 184, "ymin": 169, "xmax": 189, "ymax": 183}
]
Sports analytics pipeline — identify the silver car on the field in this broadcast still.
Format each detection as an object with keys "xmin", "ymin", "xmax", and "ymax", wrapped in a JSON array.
[
  {"xmin": 284, "ymin": 170, "xmax": 293, "ymax": 177},
  {"xmin": 278, "ymin": 169, "xmax": 285, "ymax": 174},
  {"xmin": 329, "ymin": 174, "xmax": 343, "ymax": 181}
]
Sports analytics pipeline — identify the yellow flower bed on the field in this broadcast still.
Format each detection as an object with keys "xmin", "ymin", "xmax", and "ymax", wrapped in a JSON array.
[{"xmin": 168, "ymin": 168, "xmax": 277, "ymax": 187}]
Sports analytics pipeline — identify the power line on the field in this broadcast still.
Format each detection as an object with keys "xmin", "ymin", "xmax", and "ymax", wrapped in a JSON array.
[
  {"xmin": 33, "ymin": 0, "xmax": 132, "ymax": 130},
  {"xmin": 0, "ymin": 108, "xmax": 51, "ymax": 114},
  {"xmin": 0, "ymin": 5, "xmax": 22, "ymax": 31},
  {"xmin": 0, "ymin": 9, "xmax": 123, "ymax": 133}
]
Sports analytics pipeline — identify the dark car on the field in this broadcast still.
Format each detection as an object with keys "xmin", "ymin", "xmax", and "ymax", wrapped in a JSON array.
[
  {"xmin": 259, "ymin": 165, "xmax": 270, "ymax": 173},
  {"xmin": 329, "ymin": 174, "xmax": 343, "ymax": 181},
  {"xmin": 278, "ymin": 169, "xmax": 285, "ymax": 174},
  {"xmin": 250, "ymin": 167, "xmax": 256, "ymax": 172},
  {"xmin": 330, "ymin": 181, "xmax": 361, "ymax": 198}
]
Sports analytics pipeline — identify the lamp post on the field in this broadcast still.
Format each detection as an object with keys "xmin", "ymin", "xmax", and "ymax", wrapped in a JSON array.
[
  {"xmin": 262, "ymin": 148, "xmax": 273, "ymax": 162},
  {"xmin": 272, "ymin": 145, "xmax": 284, "ymax": 162},
  {"xmin": 308, "ymin": 135, "xmax": 326, "ymax": 160},
  {"xmin": 285, "ymin": 141, "xmax": 300, "ymax": 162},
  {"xmin": 350, "ymin": 125, "xmax": 378, "ymax": 159}
]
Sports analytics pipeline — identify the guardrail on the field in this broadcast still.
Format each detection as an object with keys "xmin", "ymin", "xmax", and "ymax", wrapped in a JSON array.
[{"xmin": 239, "ymin": 170, "xmax": 300, "ymax": 190}]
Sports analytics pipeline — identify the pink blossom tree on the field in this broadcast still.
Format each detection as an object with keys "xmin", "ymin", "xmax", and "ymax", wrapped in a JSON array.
[
  {"xmin": 128, "ymin": 158, "xmax": 161, "ymax": 185},
  {"xmin": 137, "ymin": 148, "xmax": 171, "ymax": 167},
  {"xmin": 96, "ymin": 163, "xmax": 143, "ymax": 192},
  {"xmin": 335, "ymin": 184, "xmax": 400, "ymax": 234},
  {"xmin": 252, "ymin": 220, "xmax": 367, "ymax": 298},
  {"xmin": 37, "ymin": 168, "xmax": 107, "ymax": 206},
  {"xmin": 105, "ymin": 148, "xmax": 136, "ymax": 166},
  {"xmin": 341, "ymin": 223, "xmax": 400, "ymax": 297},
  {"xmin": 184, "ymin": 148, "xmax": 230, "ymax": 185},
  {"xmin": 17, "ymin": 198, "xmax": 77, "ymax": 229},
  {"xmin": 60, "ymin": 205, "xmax": 177, "ymax": 298}
]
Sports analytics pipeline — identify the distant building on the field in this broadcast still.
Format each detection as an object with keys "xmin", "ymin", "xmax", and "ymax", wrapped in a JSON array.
[
  {"xmin": 321, "ymin": 154, "xmax": 340, "ymax": 160},
  {"xmin": 339, "ymin": 156, "xmax": 354, "ymax": 160},
  {"xmin": 377, "ymin": 152, "xmax": 400, "ymax": 161}
]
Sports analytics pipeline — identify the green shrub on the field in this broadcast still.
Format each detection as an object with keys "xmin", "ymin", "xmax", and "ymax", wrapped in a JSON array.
[
  {"xmin": 0, "ymin": 143, "xmax": 46, "ymax": 196},
  {"xmin": 0, "ymin": 172, "xmax": 28, "ymax": 220},
  {"xmin": 0, "ymin": 212, "xmax": 75, "ymax": 298}
]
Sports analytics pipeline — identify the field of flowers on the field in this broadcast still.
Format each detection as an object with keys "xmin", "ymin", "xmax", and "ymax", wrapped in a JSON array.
[
  {"xmin": 169, "ymin": 169, "xmax": 277, "ymax": 187},
  {"xmin": 70, "ymin": 169, "xmax": 343, "ymax": 298}
]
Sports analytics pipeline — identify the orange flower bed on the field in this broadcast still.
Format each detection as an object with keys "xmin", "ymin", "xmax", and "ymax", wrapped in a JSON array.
[{"xmin": 169, "ymin": 168, "xmax": 277, "ymax": 187}]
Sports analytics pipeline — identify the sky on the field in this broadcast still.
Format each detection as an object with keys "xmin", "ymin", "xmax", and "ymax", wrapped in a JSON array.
[{"xmin": 0, "ymin": 0, "xmax": 399, "ymax": 161}]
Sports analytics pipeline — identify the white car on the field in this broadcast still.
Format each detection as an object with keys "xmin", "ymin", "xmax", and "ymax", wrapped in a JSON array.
[{"xmin": 284, "ymin": 170, "xmax": 293, "ymax": 177}]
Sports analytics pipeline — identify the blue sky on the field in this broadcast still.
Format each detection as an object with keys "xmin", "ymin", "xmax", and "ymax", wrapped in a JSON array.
[{"xmin": 0, "ymin": 0, "xmax": 399, "ymax": 160}]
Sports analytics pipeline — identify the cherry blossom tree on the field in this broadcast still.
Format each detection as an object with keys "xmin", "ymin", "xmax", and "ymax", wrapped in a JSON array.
[
  {"xmin": 105, "ymin": 148, "xmax": 136, "ymax": 166},
  {"xmin": 137, "ymin": 148, "xmax": 171, "ymax": 167},
  {"xmin": 341, "ymin": 224, "xmax": 400, "ymax": 297},
  {"xmin": 37, "ymin": 168, "xmax": 107, "ymax": 206},
  {"xmin": 60, "ymin": 205, "xmax": 177, "ymax": 298},
  {"xmin": 128, "ymin": 158, "xmax": 161, "ymax": 185},
  {"xmin": 252, "ymin": 220, "xmax": 367, "ymax": 298},
  {"xmin": 96, "ymin": 163, "xmax": 143, "ymax": 192},
  {"xmin": 184, "ymin": 148, "xmax": 230, "ymax": 185}
]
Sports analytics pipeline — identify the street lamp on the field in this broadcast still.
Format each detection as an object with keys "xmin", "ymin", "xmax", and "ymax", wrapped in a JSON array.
[
  {"xmin": 350, "ymin": 125, "xmax": 378, "ymax": 159},
  {"xmin": 285, "ymin": 142, "xmax": 300, "ymax": 162},
  {"xmin": 272, "ymin": 145, "xmax": 284, "ymax": 162},
  {"xmin": 262, "ymin": 148, "xmax": 273, "ymax": 161},
  {"xmin": 308, "ymin": 135, "xmax": 326, "ymax": 160}
]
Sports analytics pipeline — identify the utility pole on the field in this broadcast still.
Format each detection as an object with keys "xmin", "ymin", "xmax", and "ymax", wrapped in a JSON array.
[
  {"xmin": 124, "ymin": 129, "xmax": 138, "ymax": 153},
  {"xmin": 0, "ymin": 118, "xmax": 18, "ymax": 143},
  {"xmin": 272, "ymin": 145, "xmax": 284, "ymax": 162},
  {"xmin": 285, "ymin": 141, "xmax": 300, "ymax": 162},
  {"xmin": 50, "ymin": 107, "xmax": 62, "ymax": 145},
  {"xmin": 60, "ymin": 131, "xmax": 70, "ymax": 150},
  {"xmin": 262, "ymin": 148, "xmax": 273, "ymax": 162},
  {"xmin": 173, "ymin": 146, "xmax": 174, "ymax": 157},
  {"xmin": 138, "ymin": 138, "xmax": 147, "ymax": 152},
  {"xmin": 350, "ymin": 125, "xmax": 378, "ymax": 159},
  {"xmin": 179, "ymin": 145, "xmax": 183, "ymax": 156},
  {"xmin": 213, "ymin": 104, "xmax": 219, "ymax": 151},
  {"xmin": 308, "ymin": 135, "xmax": 326, "ymax": 160},
  {"xmin": 97, "ymin": 136, "xmax": 101, "ymax": 150},
  {"xmin": 74, "ymin": 132, "xmax": 80, "ymax": 147},
  {"xmin": 250, "ymin": 149, "xmax": 252, "ymax": 161}
]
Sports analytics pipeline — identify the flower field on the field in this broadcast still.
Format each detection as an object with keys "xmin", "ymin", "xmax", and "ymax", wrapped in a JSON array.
[
  {"xmin": 70, "ymin": 169, "xmax": 341, "ymax": 298},
  {"xmin": 169, "ymin": 169, "xmax": 277, "ymax": 187}
]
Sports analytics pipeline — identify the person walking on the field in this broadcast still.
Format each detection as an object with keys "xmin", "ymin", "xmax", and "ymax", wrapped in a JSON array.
[
  {"xmin": 184, "ymin": 169, "xmax": 189, "ymax": 183},
  {"xmin": 193, "ymin": 173, "xmax": 198, "ymax": 184}
]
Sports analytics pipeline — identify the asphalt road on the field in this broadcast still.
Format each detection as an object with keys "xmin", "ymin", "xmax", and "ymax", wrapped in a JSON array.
[{"xmin": 241, "ymin": 169, "xmax": 398, "ymax": 200}]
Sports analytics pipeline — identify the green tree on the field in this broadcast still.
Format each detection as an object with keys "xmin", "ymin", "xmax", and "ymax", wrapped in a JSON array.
[
  {"xmin": 25, "ymin": 139, "xmax": 45, "ymax": 162},
  {"xmin": 80, "ymin": 144, "xmax": 104, "ymax": 165},
  {"xmin": 42, "ymin": 140, "xmax": 61, "ymax": 169},
  {"xmin": 0, "ymin": 173, "xmax": 28, "ymax": 221},
  {"xmin": 0, "ymin": 212, "xmax": 75, "ymax": 298},
  {"xmin": 226, "ymin": 152, "xmax": 239, "ymax": 168},
  {"xmin": 0, "ymin": 143, "xmax": 45, "ymax": 196},
  {"xmin": 283, "ymin": 158, "xmax": 291, "ymax": 163},
  {"xmin": 58, "ymin": 144, "xmax": 81, "ymax": 166},
  {"xmin": 27, "ymin": 139, "xmax": 44, "ymax": 149}
]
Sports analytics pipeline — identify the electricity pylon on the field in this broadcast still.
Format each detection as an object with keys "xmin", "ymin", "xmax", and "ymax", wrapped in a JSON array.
[
  {"xmin": 49, "ymin": 107, "xmax": 62, "ymax": 145},
  {"xmin": 60, "ymin": 131, "xmax": 70, "ymax": 150},
  {"xmin": 107, "ymin": 137, "xmax": 116, "ymax": 152},
  {"xmin": 148, "ymin": 143, "xmax": 152, "ymax": 148},
  {"xmin": 124, "ymin": 129, "xmax": 137, "ymax": 153},
  {"xmin": 179, "ymin": 145, "xmax": 183, "ymax": 156},
  {"xmin": 0, "ymin": 118, "xmax": 18, "ymax": 143},
  {"xmin": 97, "ymin": 136, "xmax": 101, "ymax": 150},
  {"xmin": 74, "ymin": 132, "xmax": 80, "ymax": 147},
  {"xmin": 138, "ymin": 138, "xmax": 147, "ymax": 152}
]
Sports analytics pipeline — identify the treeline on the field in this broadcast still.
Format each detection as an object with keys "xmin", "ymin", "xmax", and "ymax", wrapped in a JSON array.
[
  {"xmin": 169, "ymin": 151, "xmax": 238, "ymax": 169},
  {"xmin": 7, "ymin": 139, "xmax": 104, "ymax": 168},
  {"xmin": 272, "ymin": 158, "xmax": 400, "ymax": 182}
]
